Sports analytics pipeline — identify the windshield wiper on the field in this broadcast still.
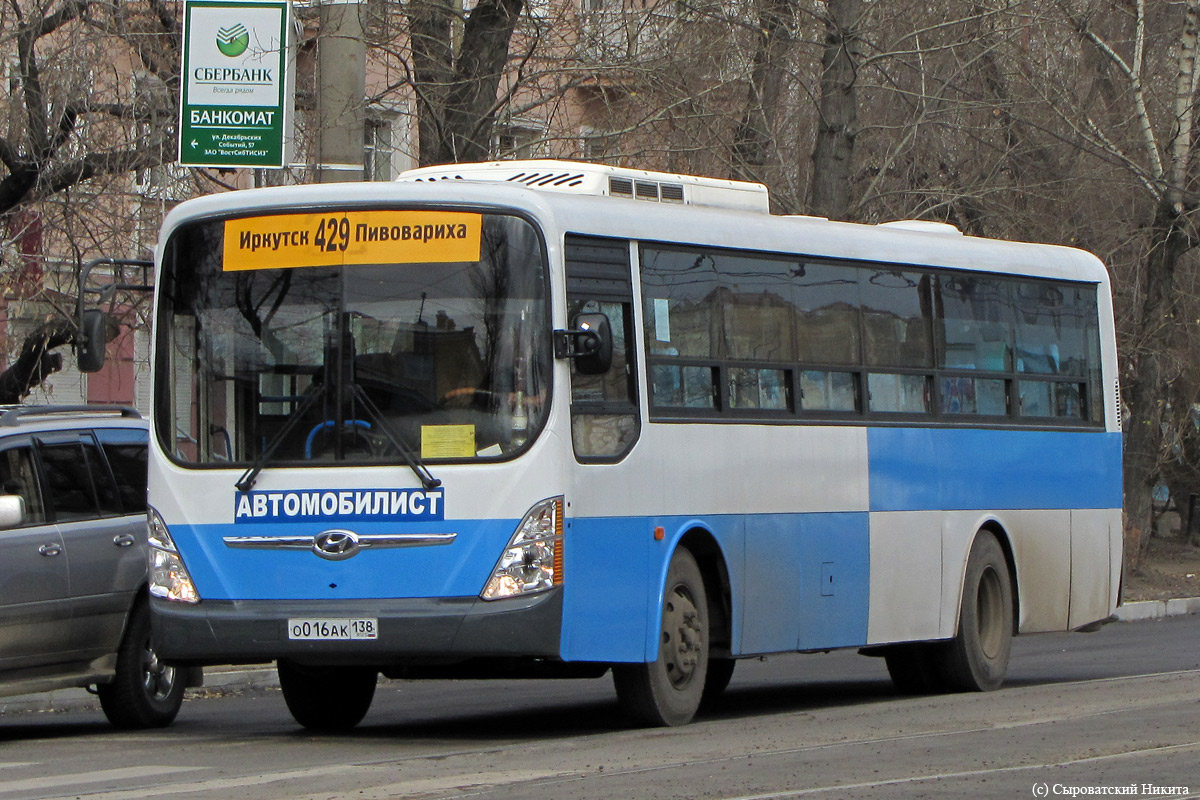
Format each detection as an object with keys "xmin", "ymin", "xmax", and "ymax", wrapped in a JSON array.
[
  {"xmin": 236, "ymin": 303, "xmax": 439, "ymax": 492},
  {"xmin": 349, "ymin": 383, "xmax": 441, "ymax": 490},
  {"xmin": 235, "ymin": 384, "xmax": 327, "ymax": 493},
  {"xmin": 233, "ymin": 382, "xmax": 440, "ymax": 493}
]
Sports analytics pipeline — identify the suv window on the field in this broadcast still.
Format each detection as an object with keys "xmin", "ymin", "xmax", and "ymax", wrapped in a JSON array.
[
  {"xmin": 39, "ymin": 439, "xmax": 103, "ymax": 522},
  {"xmin": 96, "ymin": 428, "xmax": 148, "ymax": 513},
  {"xmin": 87, "ymin": 440, "xmax": 124, "ymax": 516},
  {"xmin": 0, "ymin": 444, "xmax": 45, "ymax": 525},
  {"xmin": 35, "ymin": 429, "xmax": 146, "ymax": 522}
]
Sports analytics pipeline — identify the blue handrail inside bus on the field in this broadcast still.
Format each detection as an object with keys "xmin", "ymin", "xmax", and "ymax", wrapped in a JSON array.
[{"xmin": 304, "ymin": 420, "xmax": 372, "ymax": 459}]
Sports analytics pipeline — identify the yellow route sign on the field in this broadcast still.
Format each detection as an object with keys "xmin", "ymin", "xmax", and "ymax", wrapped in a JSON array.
[{"xmin": 223, "ymin": 210, "xmax": 483, "ymax": 271}]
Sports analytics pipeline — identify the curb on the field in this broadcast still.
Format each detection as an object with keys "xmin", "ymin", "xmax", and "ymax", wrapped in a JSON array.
[{"xmin": 1113, "ymin": 596, "xmax": 1200, "ymax": 622}]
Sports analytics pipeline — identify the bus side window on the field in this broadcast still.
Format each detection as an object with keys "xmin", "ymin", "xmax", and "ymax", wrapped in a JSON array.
[{"xmin": 565, "ymin": 235, "xmax": 640, "ymax": 461}]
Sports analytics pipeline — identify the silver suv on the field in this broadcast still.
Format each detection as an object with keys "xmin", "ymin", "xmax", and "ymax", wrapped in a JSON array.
[{"xmin": 0, "ymin": 405, "xmax": 185, "ymax": 728}]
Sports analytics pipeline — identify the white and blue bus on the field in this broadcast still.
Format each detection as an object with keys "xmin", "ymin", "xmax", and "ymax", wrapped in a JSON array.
[{"xmin": 96, "ymin": 160, "xmax": 1122, "ymax": 730}]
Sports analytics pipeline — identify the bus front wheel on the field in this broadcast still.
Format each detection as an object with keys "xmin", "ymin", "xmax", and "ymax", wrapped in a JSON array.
[
  {"xmin": 613, "ymin": 548, "xmax": 709, "ymax": 726},
  {"xmin": 939, "ymin": 531, "xmax": 1013, "ymax": 691},
  {"xmin": 277, "ymin": 661, "xmax": 377, "ymax": 731}
]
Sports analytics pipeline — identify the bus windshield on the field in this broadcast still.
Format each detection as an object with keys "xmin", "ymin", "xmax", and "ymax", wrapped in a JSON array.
[{"xmin": 155, "ymin": 211, "xmax": 549, "ymax": 469}]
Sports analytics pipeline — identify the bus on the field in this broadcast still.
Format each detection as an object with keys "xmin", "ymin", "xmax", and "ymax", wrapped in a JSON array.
[{"xmin": 81, "ymin": 160, "xmax": 1123, "ymax": 730}]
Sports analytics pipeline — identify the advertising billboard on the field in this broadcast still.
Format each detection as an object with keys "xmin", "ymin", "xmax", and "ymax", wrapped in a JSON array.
[{"xmin": 179, "ymin": 0, "xmax": 294, "ymax": 169}]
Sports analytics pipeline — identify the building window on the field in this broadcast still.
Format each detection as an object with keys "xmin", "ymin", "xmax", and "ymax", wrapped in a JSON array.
[
  {"xmin": 581, "ymin": 128, "xmax": 619, "ymax": 161},
  {"xmin": 363, "ymin": 108, "xmax": 410, "ymax": 181},
  {"xmin": 495, "ymin": 123, "xmax": 545, "ymax": 159}
]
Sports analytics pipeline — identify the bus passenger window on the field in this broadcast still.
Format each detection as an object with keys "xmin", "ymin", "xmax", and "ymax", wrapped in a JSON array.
[
  {"xmin": 1013, "ymin": 282, "xmax": 1101, "ymax": 421},
  {"xmin": 867, "ymin": 373, "xmax": 931, "ymax": 414},
  {"xmin": 651, "ymin": 364, "xmax": 716, "ymax": 409},
  {"xmin": 937, "ymin": 275, "xmax": 1014, "ymax": 372},
  {"xmin": 862, "ymin": 270, "xmax": 933, "ymax": 368},
  {"xmin": 795, "ymin": 262, "xmax": 861, "ymax": 366},
  {"xmin": 1019, "ymin": 380, "xmax": 1053, "ymax": 417},
  {"xmin": 729, "ymin": 367, "xmax": 789, "ymax": 411},
  {"xmin": 800, "ymin": 370, "xmax": 858, "ymax": 412},
  {"xmin": 941, "ymin": 377, "xmax": 1007, "ymax": 416}
]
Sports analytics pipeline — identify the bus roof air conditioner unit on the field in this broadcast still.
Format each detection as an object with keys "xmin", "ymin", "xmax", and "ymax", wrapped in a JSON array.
[{"xmin": 398, "ymin": 159, "xmax": 771, "ymax": 214}]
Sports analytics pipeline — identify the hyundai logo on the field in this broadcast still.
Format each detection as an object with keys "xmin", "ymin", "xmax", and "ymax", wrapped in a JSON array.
[{"xmin": 312, "ymin": 530, "xmax": 361, "ymax": 561}]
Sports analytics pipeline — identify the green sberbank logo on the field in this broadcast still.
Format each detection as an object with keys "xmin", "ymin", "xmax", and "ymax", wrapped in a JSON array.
[{"xmin": 216, "ymin": 23, "xmax": 249, "ymax": 57}]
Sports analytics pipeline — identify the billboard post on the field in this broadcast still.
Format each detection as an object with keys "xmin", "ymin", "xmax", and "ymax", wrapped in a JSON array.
[{"xmin": 179, "ymin": 0, "xmax": 294, "ymax": 169}]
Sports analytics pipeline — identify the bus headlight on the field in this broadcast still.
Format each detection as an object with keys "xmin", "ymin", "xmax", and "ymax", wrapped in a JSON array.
[
  {"xmin": 481, "ymin": 497, "xmax": 563, "ymax": 601},
  {"xmin": 147, "ymin": 506, "xmax": 201, "ymax": 604}
]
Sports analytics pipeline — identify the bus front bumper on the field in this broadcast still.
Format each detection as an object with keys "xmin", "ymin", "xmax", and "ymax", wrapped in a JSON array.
[{"xmin": 150, "ymin": 589, "xmax": 563, "ymax": 666}]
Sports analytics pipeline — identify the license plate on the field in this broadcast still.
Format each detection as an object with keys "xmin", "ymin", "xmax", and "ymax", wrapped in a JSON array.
[{"xmin": 287, "ymin": 618, "xmax": 378, "ymax": 641}]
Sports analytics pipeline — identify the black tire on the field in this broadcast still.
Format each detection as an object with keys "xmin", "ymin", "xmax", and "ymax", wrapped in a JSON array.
[
  {"xmin": 937, "ymin": 532, "xmax": 1013, "ymax": 691},
  {"xmin": 97, "ymin": 602, "xmax": 185, "ymax": 729},
  {"xmin": 277, "ymin": 661, "xmax": 377, "ymax": 731},
  {"xmin": 613, "ymin": 548, "xmax": 709, "ymax": 726}
]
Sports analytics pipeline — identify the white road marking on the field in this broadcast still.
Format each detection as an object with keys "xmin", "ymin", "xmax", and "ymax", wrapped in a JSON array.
[{"xmin": 0, "ymin": 766, "xmax": 203, "ymax": 795}]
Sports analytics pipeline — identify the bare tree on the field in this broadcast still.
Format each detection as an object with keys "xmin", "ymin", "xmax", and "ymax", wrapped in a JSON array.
[
  {"xmin": 0, "ymin": 1, "xmax": 181, "ymax": 401},
  {"xmin": 0, "ymin": 1, "xmax": 179, "ymax": 216},
  {"xmin": 730, "ymin": 0, "xmax": 797, "ymax": 188},
  {"xmin": 406, "ymin": 0, "xmax": 526, "ymax": 166},
  {"xmin": 1048, "ymin": 1, "xmax": 1200, "ymax": 558}
]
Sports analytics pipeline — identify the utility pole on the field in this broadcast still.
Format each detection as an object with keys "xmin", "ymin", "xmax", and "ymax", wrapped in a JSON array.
[{"xmin": 316, "ymin": 0, "xmax": 366, "ymax": 182}]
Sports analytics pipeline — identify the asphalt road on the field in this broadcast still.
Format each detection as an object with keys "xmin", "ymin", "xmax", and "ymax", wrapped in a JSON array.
[{"xmin": 0, "ymin": 615, "xmax": 1197, "ymax": 800}]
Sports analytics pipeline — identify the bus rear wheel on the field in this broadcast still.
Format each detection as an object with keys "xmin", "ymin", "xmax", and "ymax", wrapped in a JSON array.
[
  {"xmin": 938, "ymin": 531, "xmax": 1013, "ymax": 691},
  {"xmin": 613, "ymin": 548, "xmax": 709, "ymax": 726},
  {"xmin": 277, "ymin": 661, "xmax": 377, "ymax": 731}
]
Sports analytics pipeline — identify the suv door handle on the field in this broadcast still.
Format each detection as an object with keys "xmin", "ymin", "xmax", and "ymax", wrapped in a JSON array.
[
  {"xmin": 38, "ymin": 543, "xmax": 62, "ymax": 557},
  {"xmin": 112, "ymin": 533, "xmax": 136, "ymax": 548}
]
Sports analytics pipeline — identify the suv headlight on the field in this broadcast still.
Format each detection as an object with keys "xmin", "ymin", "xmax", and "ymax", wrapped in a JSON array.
[
  {"xmin": 481, "ymin": 497, "xmax": 563, "ymax": 601},
  {"xmin": 148, "ymin": 506, "xmax": 201, "ymax": 604}
]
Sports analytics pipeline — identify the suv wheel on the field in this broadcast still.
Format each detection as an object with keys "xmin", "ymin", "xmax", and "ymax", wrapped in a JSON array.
[{"xmin": 97, "ymin": 601, "xmax": 185, "ymax": 728}]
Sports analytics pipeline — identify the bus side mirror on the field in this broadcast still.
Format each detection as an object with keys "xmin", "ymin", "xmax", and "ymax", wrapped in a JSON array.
[
  {"xmin": 554, "ymin": 313, "xmax": 613, "ymax": 375},
  {"xmin": 77, "ymin": 308, "xmax": 109, "ymax": 373}
]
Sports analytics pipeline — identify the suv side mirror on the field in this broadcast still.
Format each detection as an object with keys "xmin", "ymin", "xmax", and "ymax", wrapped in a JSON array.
[
  {"xmin": 77, "ymin": 309, "xmax": 109, "ymax": 373},
  {"xmin": 0, "ymin": 495, "xmax": 26, "ymax": 529}
]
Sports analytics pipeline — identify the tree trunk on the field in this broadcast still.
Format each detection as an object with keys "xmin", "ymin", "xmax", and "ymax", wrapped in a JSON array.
[
  {"xmin": 408, "ymin": 1, "xmax": 456, "ymax": 168},
  {"xmin": 408, "ymin": 0, "xmax": 524, "ymax": 166},
  {"xmin": 809, "ymin": 0, "xmax": 863, "ymax": 220}
]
